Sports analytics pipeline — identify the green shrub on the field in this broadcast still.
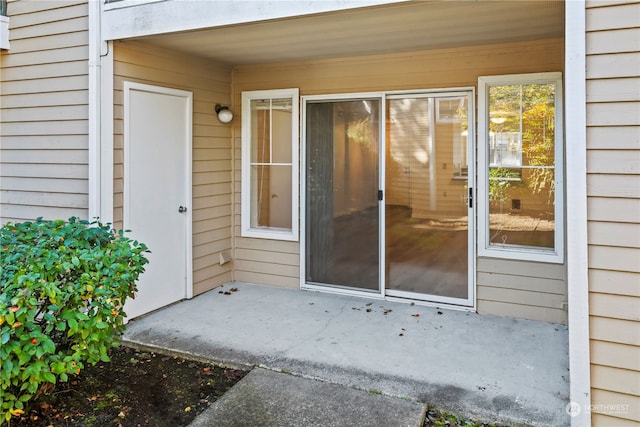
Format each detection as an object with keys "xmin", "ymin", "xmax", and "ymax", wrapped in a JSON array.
[{"xmin": 0, "ymin": 217, "xmax": 149, "ymax": 422}]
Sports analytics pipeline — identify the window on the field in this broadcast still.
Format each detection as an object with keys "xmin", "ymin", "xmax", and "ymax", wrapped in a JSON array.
[
  {"xmin": 478, "ymin": 73, "xmax": 563, "ymax": 263},
  {"xmin": 241, "ymin": 89, "xmax": 299, "ymax": 240}
]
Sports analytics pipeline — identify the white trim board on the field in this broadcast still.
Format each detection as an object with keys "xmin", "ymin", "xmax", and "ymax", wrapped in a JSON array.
[{"xmin": 565, "ymin": 1, "xmax": 591, "ymax": 426}]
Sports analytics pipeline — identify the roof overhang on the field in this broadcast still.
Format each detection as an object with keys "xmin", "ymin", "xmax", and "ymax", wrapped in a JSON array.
[{"xmin": 105, "ymin": 0, "xmax": 565, "ymax": 67}]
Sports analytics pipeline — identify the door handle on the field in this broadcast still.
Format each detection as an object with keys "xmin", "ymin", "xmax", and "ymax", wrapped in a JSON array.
[{"xmin": 178, "ymin": 206, "xmax": 188, "ymax": 213}]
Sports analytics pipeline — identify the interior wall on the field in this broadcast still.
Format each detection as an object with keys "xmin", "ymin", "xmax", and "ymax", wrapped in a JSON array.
[
  {"xmin": 232, "ymin": 37, "xmax": 567, "ymax": 324},
  {"xmin": 113, "ymin": 40, "xmax": 233, "ymax": 296}
]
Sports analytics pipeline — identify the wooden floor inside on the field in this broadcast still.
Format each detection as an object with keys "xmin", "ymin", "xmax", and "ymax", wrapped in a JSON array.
[{"xmin": 308, "ymin": 205, "xmax": 468, "ymax": 299}]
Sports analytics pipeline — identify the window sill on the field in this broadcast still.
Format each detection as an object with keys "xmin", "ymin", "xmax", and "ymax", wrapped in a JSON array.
[
  {"xmin": 479, "ymin": 245, "xmax": 564, "ymax": 264},
  {"xmin": 241, "ymin": 227, "xmax": 299, "ymax": 242}
]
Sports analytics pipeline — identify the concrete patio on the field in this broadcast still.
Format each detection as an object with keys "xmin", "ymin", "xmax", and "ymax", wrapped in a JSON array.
[{"xmin": 121, "ymin": 282, "xmax": 570, "ymax": 426}]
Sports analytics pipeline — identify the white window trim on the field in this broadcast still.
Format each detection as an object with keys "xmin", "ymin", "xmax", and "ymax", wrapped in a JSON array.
[
  {"xmin": 478, "ymin": 72, "xmax": 564, "ymax": 263},
  {"xmin": 241, "ymin": 88, "xmax": 299, "ymax": 241}
]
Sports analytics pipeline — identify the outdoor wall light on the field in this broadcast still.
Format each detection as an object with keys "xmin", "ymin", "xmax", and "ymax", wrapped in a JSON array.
[{"xmin": 215, "ymin": 104, "xmax": 233, "ymax": 123}]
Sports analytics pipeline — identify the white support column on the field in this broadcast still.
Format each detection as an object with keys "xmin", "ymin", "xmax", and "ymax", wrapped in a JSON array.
[{"xmin": 565, "ymin": 1, "xmax": 591, "ymax": 426}]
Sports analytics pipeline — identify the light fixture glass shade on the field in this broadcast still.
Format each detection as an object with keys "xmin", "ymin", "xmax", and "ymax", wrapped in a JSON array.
[
  {"xmin": 218, "ymin": 108, "xmax": 233, "ymax": 123},
  {"xmin": 215, "ymin": 104, "xmax": 233, "ymax": 123}
]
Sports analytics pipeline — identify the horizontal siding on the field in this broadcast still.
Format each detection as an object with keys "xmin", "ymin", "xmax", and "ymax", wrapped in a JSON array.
[
  {"xmin": 233, "ymin": 37, "xmax": 566, "ymax": 322},
  {"xmin": 589, "ymin": 246, "xmax": 640, "ymax": 273},
  {"xmin": 0, "ymin": 1, "xmax": 89, "ymax": 224},
  {"xmin": 587, "ymin": 222, "xmax": 640, "ymax": 247},
  {"xmin": 586, "ymin": 78, "xmax": 640, "ymax": 102},
  {"xmin": 591, "ymin": 414, "xmax": 640, "ymax": 427},
  {"xmin": 113, "ymin": 40, "xmax": 232, "ymax": 296},
  {"xmin": 591, "ymin": 317, "xmax": 640, "ymax": 347},
  {"xmin": 587, "ymin": 174, "xmax": 640, "ymax": 198},
  {"xmin": 591, "ymin": 365, "xmax": 640, "ymax": 400},
  {"xmin": 587, "ymin": 126, "xmax": 640, "ymax": 149},
  {"xmin": 591, "ymin": 389, "xmax": 640, "ymax": 425},
  {"xmin": 591, "ymin": 341, "xmax": 640, "ymax": 372},
  {"xmin": 477, "ymin": 258, "xmax": 567, "ymax": 324},
  {"xmin": 586, "ymin": 2, "xmax": 640, "ymax": 425},
  {"xmin": 589, "ymin": 269, "xmax": 640, "ymax": 297},
  {"xmin": 590, "ymin": 293, "xmax": 640, "ymax": 321},
  {"xmin": 588, "ymin": 197, "xmax": 640, "ymax": 223},
  {"xmin": 586, "ymin": 28, "xmax": 640, "ymax": 54},
  {"xmin": 587, "ymin": 102, "xmax": 640, "ymax": 126},
  {"xmin": 586, "ymin": 52, "xmax": 640, "ymax": 79},
  {"xmin": 586, "ymin": 2, "xmax": 640, "ymax": 31},
  {"xmin": 587, "ymin": 150, "xmax": 640, "ymax": 174}
]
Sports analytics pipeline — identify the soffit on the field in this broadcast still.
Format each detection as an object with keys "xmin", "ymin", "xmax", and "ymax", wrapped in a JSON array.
[{"xmin": 130, "ymin": 1, "xmax": 565, "ymax": 66}]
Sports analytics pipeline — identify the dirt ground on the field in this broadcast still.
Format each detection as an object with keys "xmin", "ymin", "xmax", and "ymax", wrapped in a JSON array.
[
  {"xmin": 10, "ymin": 345, "xmax": 507, "ymax": 427},
  {"xmin": 12, "ymin": 346, "xmax": 246, "ymax": 427}
]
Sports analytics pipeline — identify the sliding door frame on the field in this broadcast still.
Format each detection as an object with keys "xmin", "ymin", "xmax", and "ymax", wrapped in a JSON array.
[
  {"xmin": 301, "ymin": 88, "xmax": 476, "ymax": 310},
  {"xmin": 384, "ymin": 89, "xmax": 476, "ymax": 309},
  {"xmin": 300, "ymin": 92, "xmax": 387, "ymax": 299}
]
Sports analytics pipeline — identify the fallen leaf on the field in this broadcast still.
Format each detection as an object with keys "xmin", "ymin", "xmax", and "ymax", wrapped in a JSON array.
[
  {"xmin": 230, "ymin": 288, "xmax": 238, "ymax": 292},
  {"xmin": 184, "ymin": 406, "xmax": 192, "ymax": 412}
]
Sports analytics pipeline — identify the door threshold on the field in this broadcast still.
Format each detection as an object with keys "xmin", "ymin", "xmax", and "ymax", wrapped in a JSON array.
[
  {"xmin": 384, "ymin": 294, "xmax": 475, "ymax": 312},
  {"xmin": 302, "ymin": 283, "xmax": 385, "ymax": 300},
  {"xmin": 302, "ymin": 283, "xmax": 475, "ymax": 312}
]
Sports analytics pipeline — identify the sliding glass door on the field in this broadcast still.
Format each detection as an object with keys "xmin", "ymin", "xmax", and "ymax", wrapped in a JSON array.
[
  {"xmin": 303, "ymin": 91, "xmax": 474, "ymax": 306},
  {"xmin": 304, "ymin": 97, "xmax": 382, "ymax": 292},
  {"xmin": 385, "ymin": 93, "xmax": 474, "ymax": 304}
]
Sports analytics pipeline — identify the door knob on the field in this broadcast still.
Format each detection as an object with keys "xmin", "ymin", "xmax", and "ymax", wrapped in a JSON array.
[{"xmin": 178, "ymin": 206, "xmax": 188, "ymax": 213}]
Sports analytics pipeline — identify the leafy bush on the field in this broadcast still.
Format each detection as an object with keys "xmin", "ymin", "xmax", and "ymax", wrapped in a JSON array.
[{"xmin": 0, "ymin": 218, "xmax": 149, "ymax": 422}]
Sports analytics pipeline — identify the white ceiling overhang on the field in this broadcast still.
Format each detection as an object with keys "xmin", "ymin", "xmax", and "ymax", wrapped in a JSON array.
[{"xmin": 109, "ymin": 0, "xmax": 565, "ymax": 66}]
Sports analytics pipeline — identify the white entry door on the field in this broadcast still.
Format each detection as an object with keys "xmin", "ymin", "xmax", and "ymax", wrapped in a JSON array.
[{"xmin": 123, "ymin": 82, "xmax": 192, "ymax": 319}]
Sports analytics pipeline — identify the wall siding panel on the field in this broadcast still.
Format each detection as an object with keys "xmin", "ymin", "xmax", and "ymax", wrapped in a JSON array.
[
  {"xmin": 0, "ymin": 1, "xmax": 89, "ymax": 223},
  {"xmin": 586, "ymin": 1, "xmax": 640, "ymax": 424},
  {"xmin": 112, "ymin": 40, "xmax": 233, "ymax": 296}
]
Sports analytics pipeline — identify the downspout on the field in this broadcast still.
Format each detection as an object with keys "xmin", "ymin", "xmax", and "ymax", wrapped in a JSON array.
[
  {"xmin": 88, "ymin": 0, "xmax": 102, "ymax": 220},
  {"xmin": 565, "ymin": 1, "xmax": 591, "ymax": 426},
  {"xmin": 230, "ymin": 67, "xmax": 237, "ymax": 281}
]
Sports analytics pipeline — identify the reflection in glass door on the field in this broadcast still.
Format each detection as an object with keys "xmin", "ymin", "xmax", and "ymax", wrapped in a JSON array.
[
  {"xmin": 305, "ymin": 98, "xmax": 381, "ymax": 292},
  {"xmin": 385, "ymin": 94, "xmax": 474, "ymax": 304}
]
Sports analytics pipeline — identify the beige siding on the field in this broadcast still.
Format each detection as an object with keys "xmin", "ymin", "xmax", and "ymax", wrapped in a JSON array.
[
  {"xmin": 0, "ymin": 0, "xmax": 89, "ymax": 223},
  {"xmin": 476, "ymin": 258, "xmax": 567, "ymax": 324},
  {"xmin": 113, "ymin": 40, "xmax": 233, "ymax": 296},
  {"xmin": 232, "ymin": 37, "xmax": 567, "ymax": 322},
  {"xmin": 586, "ymin": 1, "xmax": 640, "ymax": 425}
]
